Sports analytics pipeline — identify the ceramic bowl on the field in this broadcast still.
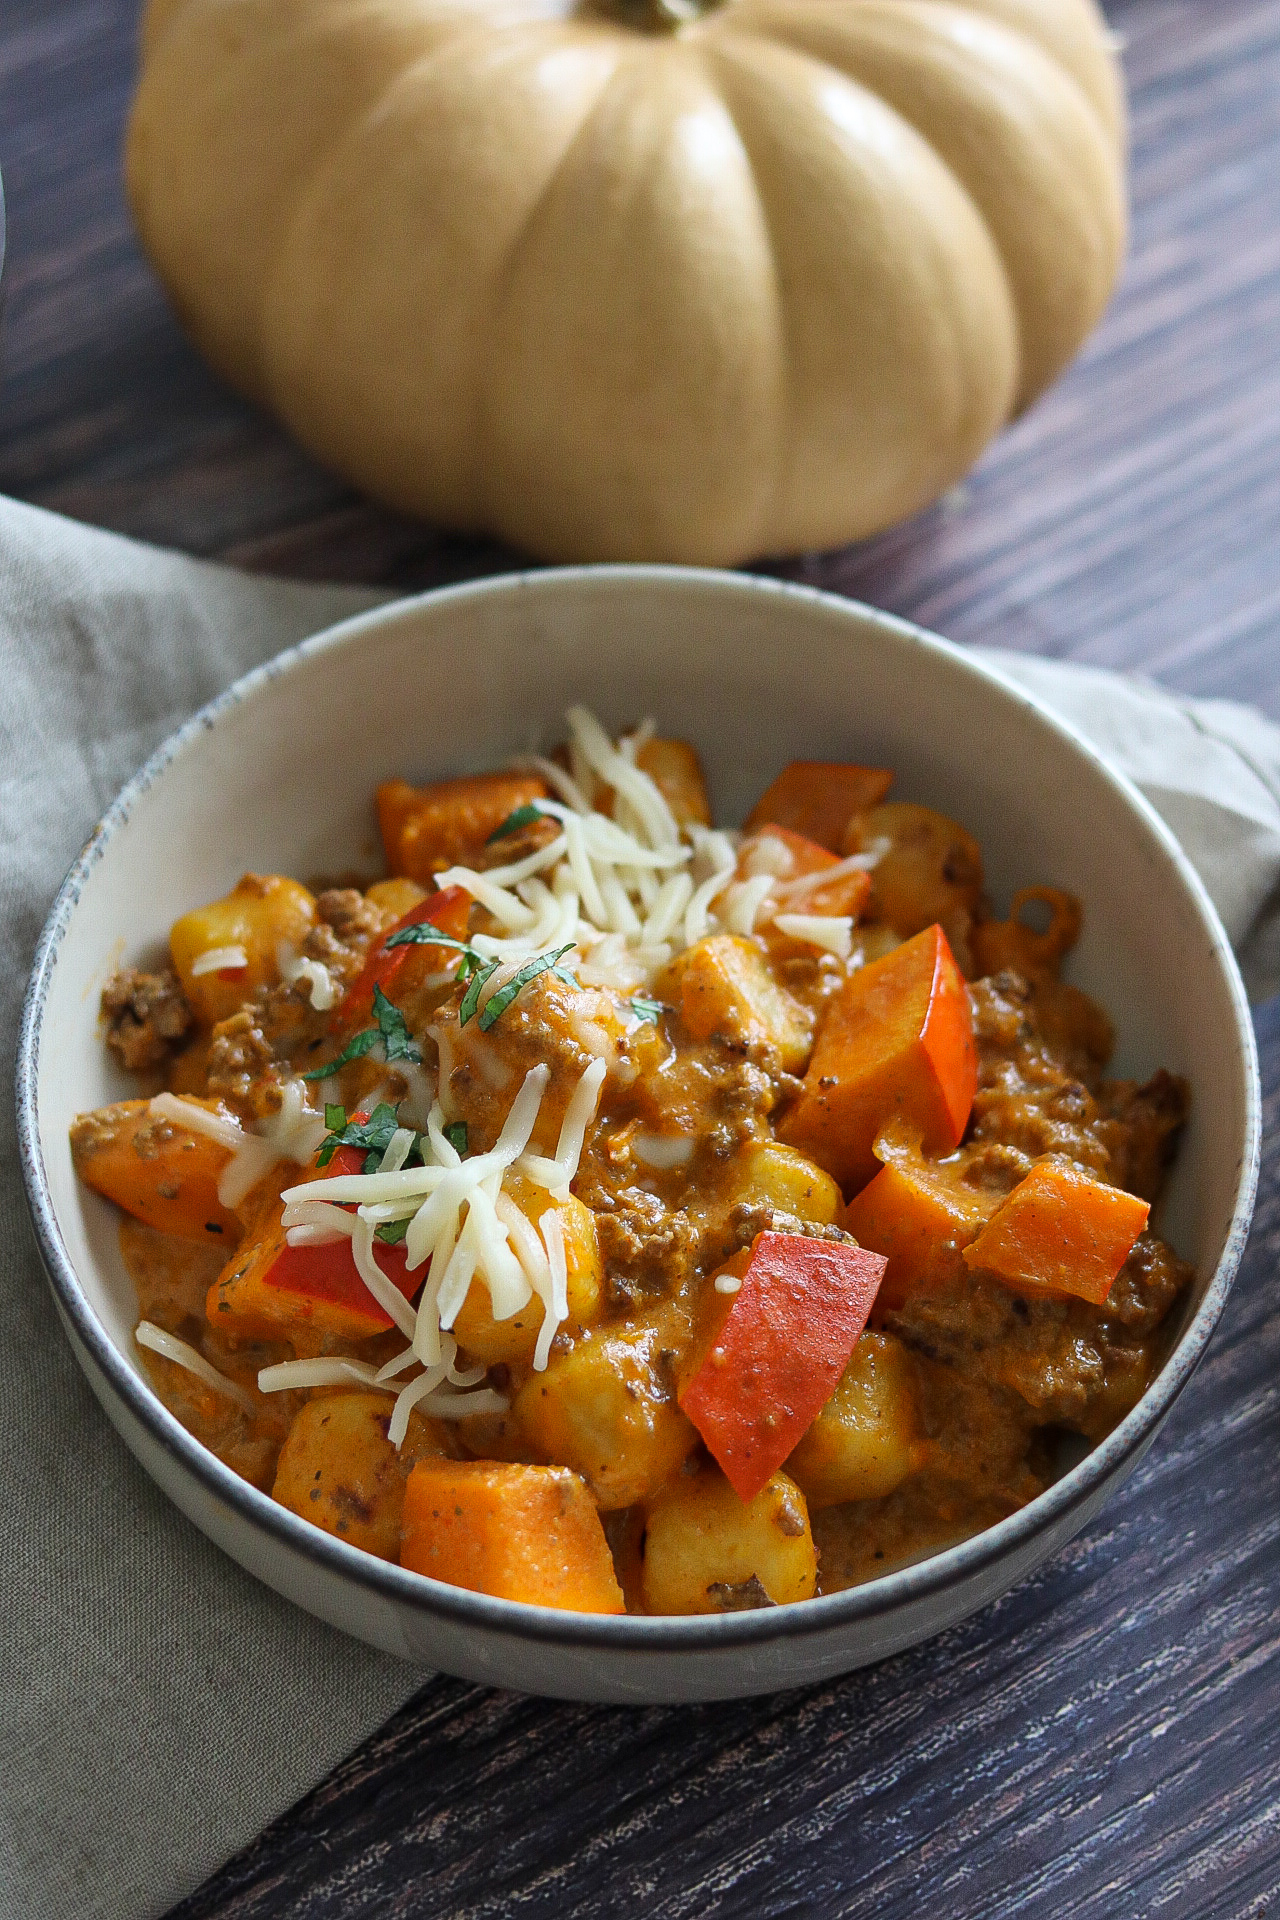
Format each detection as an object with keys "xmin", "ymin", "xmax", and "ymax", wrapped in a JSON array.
[{"xmin": 16, "ymin": 567, "xmax": 1260, "ymax": 1704}]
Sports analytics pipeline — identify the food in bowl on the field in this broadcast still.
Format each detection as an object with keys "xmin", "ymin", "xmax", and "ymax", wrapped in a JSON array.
[{"xmin": 70, "ymin": 706, "xmax": 1192, "ymax": 1615}]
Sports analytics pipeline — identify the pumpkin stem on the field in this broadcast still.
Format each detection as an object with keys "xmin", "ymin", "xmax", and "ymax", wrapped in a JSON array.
[{"xmin": 592, "ymin": 0, "xmax": 726, "ymax": 29}]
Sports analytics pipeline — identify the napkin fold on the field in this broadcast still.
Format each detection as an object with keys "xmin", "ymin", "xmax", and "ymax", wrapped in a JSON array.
[{"xmin": 1, "ymin": 493, "xmax": 1277, "ymax": 1920}]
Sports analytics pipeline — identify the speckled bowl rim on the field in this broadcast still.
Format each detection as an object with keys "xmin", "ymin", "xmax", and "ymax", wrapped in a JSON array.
[{"xmin": 15, "ymin": 565, "xmax": 1262, "ymax": 1660}]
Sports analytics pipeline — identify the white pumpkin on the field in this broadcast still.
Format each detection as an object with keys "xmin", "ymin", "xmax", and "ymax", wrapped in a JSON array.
[{"xmin": 127, "ymin": 0, "xmax": 1125, "ymax": 563}]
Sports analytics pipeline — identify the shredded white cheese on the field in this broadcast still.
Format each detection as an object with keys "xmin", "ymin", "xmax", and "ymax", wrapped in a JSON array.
[
  {"xmin": 428, "ymin": 708, "xmax": 871, "ymax": 992},
  {"xmin": 274, "ymin": 1059, "xmax": 603, "ymax": 1419},
  {"xmin": 137, "ymin": 1320, "xmax": 258, "ymax": 1413},
  {"xmin": 278, "ymin": 942, "xmax": 338, "ymax": 1011},
  {"xmin": 631, "ymin": 1133, "xmax": 695, "ymax": 1171},
  {"xmin": 149, "ymin": 1079, "xmax": 327, "ymax": 1210},
  {"xmin": 257, "ymin": 1356, "xmax": 390, "ymax": 1395},
  {"xmin": 772, "ymin": 914, "xmax": 854, "ymax": 959},
  {"xmin": 190, "ymin": 945, "xmax": 247, "ymax": 977},
  {"xmin": 772, "ymin": 850, "xmax": 879, "ymax": 903}
]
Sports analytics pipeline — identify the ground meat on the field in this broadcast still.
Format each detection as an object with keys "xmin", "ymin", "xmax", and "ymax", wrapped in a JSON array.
[
  {"xmin": 205, "ymin": 1010, "xmax": 283, "ymax": 1117},
  {"xmin": 1098, "ymin": 1070, "xmax": 1190, "ymax": 1200},
  {"xmin": 884, "ymin": 1253, "xmax": 1184, "ymax": 1437},
  {"xmin": 314, "ymin": 888, "xmax": 383, "ymax": 946},
  {"xmin": 885, "ymin": 1277, "xmax": 1108, "ymax": 1426},
  {"xmin": 101, "ymin": 967, "xmax": 193, "ymax": 1072},
  {"xmin": 968, "ymin": 971, "xmax": 1129, "ymax": 1182},
  {"xmin": 725, "ymin": 1201, "xmax": 854, "ymax": 1252},
  {"xmin": 956, "ymin": 1139, "xmax": 1034, "ymax": 1197},
  {"xmin": 593, "ymin": 1187, "xmax": 697, "ymax": 1302},
  {"xmin": 707, "ymin": 1576, "xmax": 776, "ymax": 1612},
  {"xmin": 1098, "ymin": 1231, "xmax": 1193, "ymax": 1335}
]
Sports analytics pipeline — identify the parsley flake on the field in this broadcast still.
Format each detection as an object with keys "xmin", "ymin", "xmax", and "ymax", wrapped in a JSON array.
[
  {"xmin": 473, "ymin": 944, "xmax": 576, "ymax": 1031},
  {"xmin": 303, "ymin": 1027, "xmax": 378, "ymax": 1080},
  {"xmin": 630, "ymin": 995, "xmax": 664, "ymax": 1024},
  {"xmin": 384, "ymin": 923, "xmax": 472, "ymax": 955},
  {"xmin": 458, "ymin": 956, "xmax": 499, "ymax": 1027},
  {"xmin": 374, "ymin": 1217, "xmax": 411, "ymax": 1247},
  {"xmin": 384, "ymin": 920, "xmax": 490, "ymax": 983},
  {"xmin": 444, "ymin": 1120, "xmax": 468, "ymax": 1156},
  {"xmin": 302, "ymin": 985, "xmax": 419, "ymax": 1080},
  {"xmin": 316, "ymin": 1101, "xmax": 404, "ymax": 1171},
  {"xmin": 371, "ymin": 984, "xmax": 421, "ymax": 1066},
  {"xmin": 486, "ymin": 802, "xmax": 546, "ymax": 844}
]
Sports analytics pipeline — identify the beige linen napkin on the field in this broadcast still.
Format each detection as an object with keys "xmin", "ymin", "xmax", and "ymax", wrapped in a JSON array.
[{"xmin": 2, "ymin": 493, "xmax": 1278, "ymax": 1920}]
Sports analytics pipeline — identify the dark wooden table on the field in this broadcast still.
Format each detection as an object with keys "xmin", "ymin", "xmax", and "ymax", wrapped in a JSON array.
[{"xmin": 4, "ymin": 2, "xmax": 1280, "ymax": 1914}]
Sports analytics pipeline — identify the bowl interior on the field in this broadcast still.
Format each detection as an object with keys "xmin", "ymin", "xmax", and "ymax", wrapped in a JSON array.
[{"xmin": 29, "ymin": 568, "xmax": 1256, "ymax": 1622}]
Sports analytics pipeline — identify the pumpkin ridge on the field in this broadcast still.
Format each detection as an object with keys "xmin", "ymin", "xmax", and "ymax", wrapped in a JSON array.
[
  {"xmin": 128, "ymin": 0, "xmax": 476, "ymax": 399},
  {"xmin": 473, "ymin": 37, "xmax": 637, "ymax": 527},
  {"xmin": 942, "ymin": 0, "xmax": 1124, "ymax": 145},
  {"xmin": 727, "ymin": 0, "xmax": 1124, "ymax": 408},
  {"xmin": 701, "ymin": 28, "xmax": 1019, "ymax": 548},
  {"xmin": 258, "ymin": 26, "xmax": 637, "ymax": 540},
  {"xmin": 478, "ymin": 41, "xmax": 792, "ymax": 559}
]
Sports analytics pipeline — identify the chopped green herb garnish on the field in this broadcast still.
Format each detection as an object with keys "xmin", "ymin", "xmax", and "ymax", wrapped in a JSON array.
[
  {"xmin": 384, "ymin": 919, "xmax": 491, "ymax": 984},
  {"xmin": 303, "ymin": 1027, "xmax": 379, "ymax": 1080},
  {"xmin": 324, "ymin": 1103, "xmax": 347, "ymax": 1133},
  {"xmin": 316, "ymin": 1101, "xmax": 403, "ymax": 1171},
  {"xmin": 371, "ymin": 984, "xmax": 421, "ymax": 1066},
  {"xmin": 444, "ymin": 1120, "xmax": 469, "ymax": 1156},
  {"xmin": 384, "ymin": 923, "xmax": 472, "ymax": 955},
  {"xmin": 374, "ymin": 1217, "xmax": 411, "ymax": 1246},
  {"xmin": 475, "ymin": 944, "xmax": 576, "ymax": 1031},
  {"xmin": 458, "ymin": 956, "xmax": 499, "ymax": 1027},
  {"xmin": 486, "ymin": 802, "xmax": 545, "ymax": 844},
  {"xmin": 630, "ymin": 995, "xmax": 664, "ymax": 1024},
  {"xmin": 302, "ymin": 985, "xmax": 419, "ymax": 1080}
]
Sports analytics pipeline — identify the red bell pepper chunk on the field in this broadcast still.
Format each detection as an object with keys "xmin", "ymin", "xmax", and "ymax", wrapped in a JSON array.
[
  {"xmin": 208, "ymin": 1139, "xmax": 422, "ymax": 1342},
  {"xmin": 260, "ymin": 1142, "xmax": 417, "ymax": 1335},
  {"xmin": 333, "ymin": 884, "xmax": 471, "ymax": 1031},
  {"xmin": 679, "ymin": 1231, "xmax": 887, "ymax": 1503},
  {"xmin": 260, "ymin": 1233, "xmax": 415, "ymax": 1332}
]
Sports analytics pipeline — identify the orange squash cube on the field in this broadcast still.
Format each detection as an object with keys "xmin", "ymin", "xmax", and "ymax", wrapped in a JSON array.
[
  {"xmin": 400, "ymin": 1461, "xmax": 625, "ymax": 1613},
  {"xmin": 844, "ymin": 1149, "xmax": 997, "ymax": 1308},
  {"xmin": 962, "ymin": 1157, "xmax": 1150, "ymax": 1305},
  {"xmin": 738, "ymin": 825, "xmax": 872, "ymax": 920},
  {"xmin": 70, "ymin": 1097, "xmax": 240, "ymax": 1243},
  {"xmin": 745, "ymin": 761, "xmax": 893, "ymax": 852},
  {"xmin": 780, "ymin": 924, "xmax": 977, "ymax": 1191},
  {"xmin": 377, "ymin": 773, "xmax": 549, "ymax": 881},
  {"xmin": 635, "ymin": 737, "xmax": 712, "ymax": 827}
]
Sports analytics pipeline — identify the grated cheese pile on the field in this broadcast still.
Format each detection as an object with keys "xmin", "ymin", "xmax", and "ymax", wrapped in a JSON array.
[
  {"xmin": 441, "ymin": 705, "xmax": 883, "ymax": 989},
  {"xmin": 264, "ymin": 1056, "xmax": 606, "ymax": 1442}
]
